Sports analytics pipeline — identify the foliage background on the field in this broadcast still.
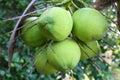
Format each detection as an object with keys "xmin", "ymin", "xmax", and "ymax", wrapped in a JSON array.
[{"xmin": 0, "ymin": 0, "xmax": 120, "ymax": 80}]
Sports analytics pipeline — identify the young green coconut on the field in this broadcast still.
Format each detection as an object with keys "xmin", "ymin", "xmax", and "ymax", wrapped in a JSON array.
[
  {"xmin": 46, "ymin": 38, "xmax": 81, "ymax": 72},
  {"xmin": 21, "ymin": 17, "xmax": 47, "ymax": 47},
  {"xmin": 37, "ymin": 7, "xmax": 73, "ymax": 41},
  {"xmin": 34, "ymin": 49, "xmax": 57, "ymax": 74},
  {"xmin": 79, "ymin": 41, "xmax": 101, "ymax": 60},
  {"xmin": 73, "ymin": 8, "xmax": 109, "ymax": 42}
]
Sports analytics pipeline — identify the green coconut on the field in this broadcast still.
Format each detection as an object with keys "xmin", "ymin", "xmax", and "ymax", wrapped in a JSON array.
[
  {"xmin": 21, "ymin": 17, "xmax": 47, "ymax": 47},
  {"xmin": 80, "ymin": 41, "xmax": 101, "ymax": 60},
  {"xmin": 34, "ymin": 49, "xmax": 57, "ymax": 74},
  {"xmin": 46, "ymin": 38, "xmax": 81, "ymax": 72},
  {"xmin": 37, "ymin": 7, "xmax": 73, "ymax": 41},
  {"xmin": 73, "ymin": 8, "xmax": 109, "ymax": 42}
]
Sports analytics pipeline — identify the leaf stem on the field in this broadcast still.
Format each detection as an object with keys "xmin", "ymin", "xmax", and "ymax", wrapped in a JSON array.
[{"xmin": 71, "ymin": 0, "xmax": 79, "ymax": 9}]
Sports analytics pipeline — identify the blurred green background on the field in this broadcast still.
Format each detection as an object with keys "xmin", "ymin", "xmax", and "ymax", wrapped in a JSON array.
[{"xmin": 0, "ymin": 0, "xmax": 120, "ymax": 80}]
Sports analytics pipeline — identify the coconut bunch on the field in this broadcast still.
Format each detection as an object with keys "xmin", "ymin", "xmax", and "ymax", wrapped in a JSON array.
[{"xmin": 21, "ymin": 6, "xmax": 109, "ymax": 74}]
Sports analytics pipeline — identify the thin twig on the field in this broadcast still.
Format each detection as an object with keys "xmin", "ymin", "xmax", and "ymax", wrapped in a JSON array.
[
  {"xmin": 102, "ymin": 39, "xmax": 115, "ymax": 50},
  {"xmin": 21, "ymin": 60, "xmax": 30, "ymax": 69},
  {"xmin": 71, "ymin": 0, "xmax": 79, "ymax": 9},
  {"xmin": 49, "ymin": 40, "xmax": 56, "ymax": 53},
  {"xmin": 67, "ymin": 4, "xmax": 74, "ymax": 15},
  {"xmin": 108, "ymin": 27, "xmax": 119, "ymax": 34},
  {"xmin": 32, "ymin": 43, "xmax": 48, "ymax": 67},
  {"xmin": 0, "ymin": 10, "xmax": 38, "ymax": 22},
  {"xmin": 80, "ymin": 45, "xmax": 103, "ymax": 73},
  {"xmin": 6, "ymin": 18, "xmax": 38, "ymax": 35},
  {"xmin": 78, "ymin": 62, "xmax": 86, "ymax": 74},
  {"xmin": 77, "ymin": 0, "xmax": 93, "ymax": 8},
  {"xmin": 83, "ymin": 42, "xmax": 104, "ymax": 61}
]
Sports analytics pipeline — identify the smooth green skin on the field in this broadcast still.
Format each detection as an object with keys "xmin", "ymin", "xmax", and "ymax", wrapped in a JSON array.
[
  {"xmin": 21, "ymin": 17, "xmax": 47, "ymax": 47},
  {"xmin": 73, "ymin": 8, "xmax": 109, "ymax": 42},
  {"xmin": 38, "ymin": 7, "xmax": 73, "ymax": 41},
  {"xmin": 34, "ymin": 50, "xmax": 57, "ymax": 74},
  {"xmin": 47, "ymin": 38, "xmax": 81, "ymax": 72},
  {"xmin": 80, "ymin": 41, "xmax": 101, "ymax": 60}
]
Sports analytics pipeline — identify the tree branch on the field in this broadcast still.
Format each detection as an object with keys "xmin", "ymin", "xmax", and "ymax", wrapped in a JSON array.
[
  {"xmin": 93, "ymin": 0, "xmax": 119, "ymax": 10},
  {"xmin": 8, "ymin": 0, "xmax": 37, "ymax": 72}
]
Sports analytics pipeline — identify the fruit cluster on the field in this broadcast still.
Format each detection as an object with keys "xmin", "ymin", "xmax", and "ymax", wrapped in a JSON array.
[{"xmin": 21, "ymin": 7, "xmax": 108, "ymax": 74}]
